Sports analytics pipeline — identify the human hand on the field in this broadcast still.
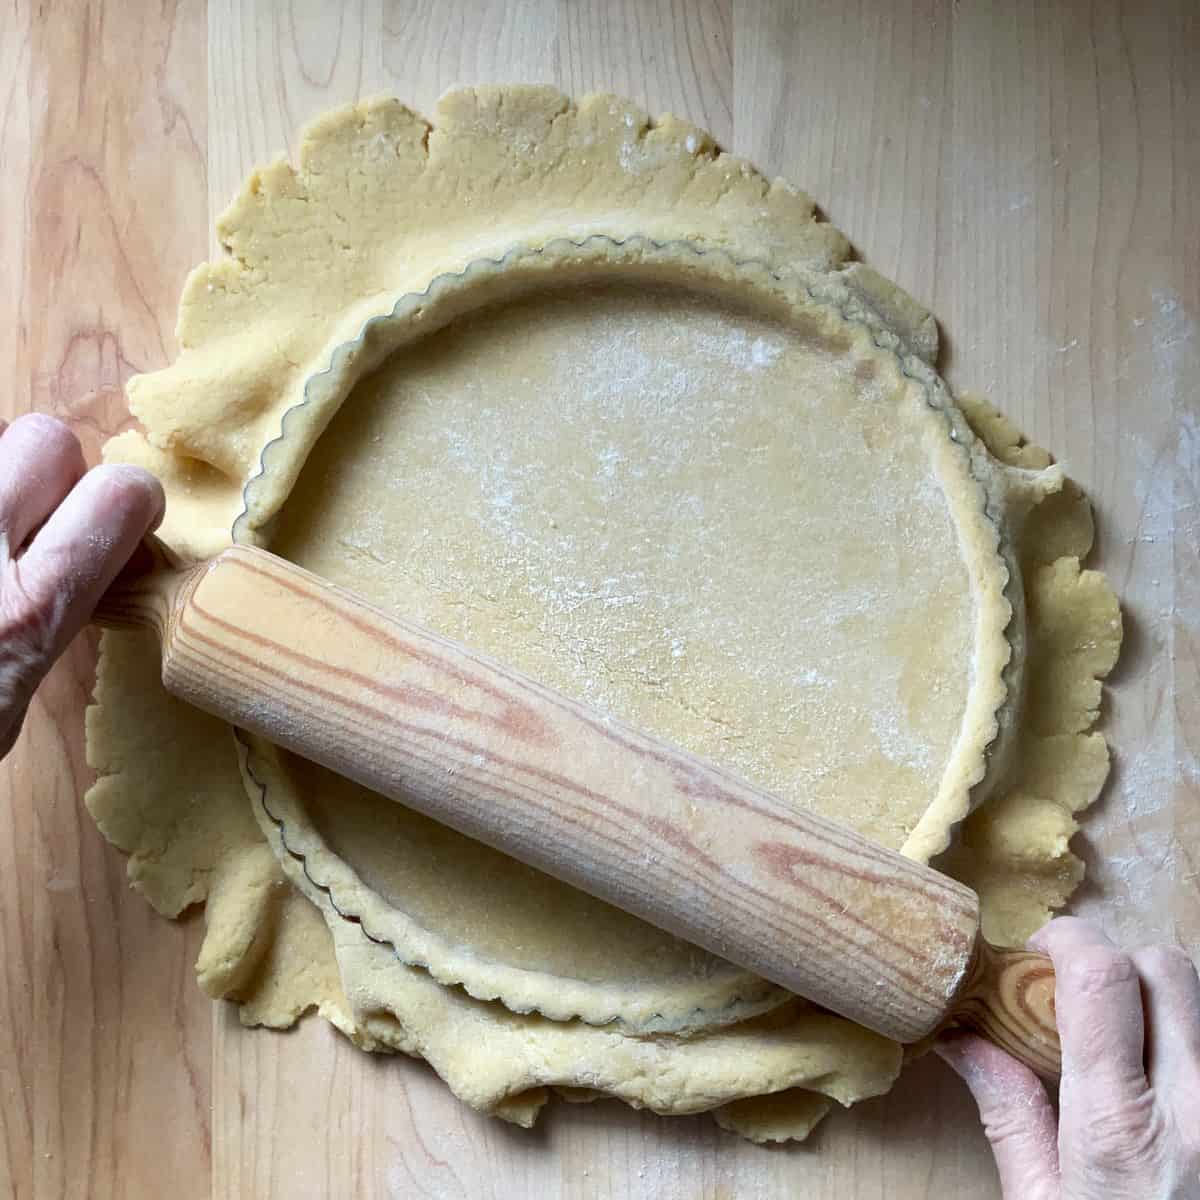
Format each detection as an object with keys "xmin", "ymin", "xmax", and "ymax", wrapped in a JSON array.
[
  {"xmin": 939, "ymin": 916, "xmax": 1200, "ymax": 1199},
  {"xmin": 0, "ymin": 414, "xmax": 164, "ymax": 760}
]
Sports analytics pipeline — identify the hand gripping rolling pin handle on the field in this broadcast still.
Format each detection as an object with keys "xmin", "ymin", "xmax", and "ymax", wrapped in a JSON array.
[{"xmin": 95, "ymin": 536, "xmax": 1061, "ymax": 1077}]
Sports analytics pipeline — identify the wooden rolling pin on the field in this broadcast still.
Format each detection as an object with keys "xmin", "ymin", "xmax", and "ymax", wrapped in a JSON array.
[{"xmin": 95, "ymin": 536, "xmax": 1060, "ymax": 1076}]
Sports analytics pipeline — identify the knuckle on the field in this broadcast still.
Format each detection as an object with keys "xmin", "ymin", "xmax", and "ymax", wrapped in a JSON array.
[
  {"xmin": 1083, "ymin": 1093, "xmax": 1166, "ymax": 1169},
  {"xmin": 1137, "ymin": 943, "xmax": 1197, "ymax": 978},
  {"xmin": 1063, "ymin": 946, "xmax": 1138, "ymax": 997},
  {"xmin": 980, "ymin": 1108, "xmax": 1039, "ymax": 1150},
  {"xmin": 0, "ymin": 583, "xmax": 55, "ymax": 664},
  {"xmin": 969, "ymin": 1084, "xmax": 1057, "ymax": 1162},
  {"xmin": 16, "ymin": 412, "xmax": 82, "ymax": 462},
  {"xmin": 87, "ymin": 464, "xmax": 163, "ymax": 520},
  {"xmin": 14, "ymin": 411, "xmax": 67, "ymax": 437}
]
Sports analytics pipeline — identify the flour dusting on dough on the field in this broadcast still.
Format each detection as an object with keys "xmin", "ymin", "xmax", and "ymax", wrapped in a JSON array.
[{"xmin": 273, "ymin": 283, "xmax": 973, "ymax": 848}]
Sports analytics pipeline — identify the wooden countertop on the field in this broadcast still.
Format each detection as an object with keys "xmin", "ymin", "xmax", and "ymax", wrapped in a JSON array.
[{"xmin": 2, "ymin": 1, "xmax": 1196, "ymax": 1196}]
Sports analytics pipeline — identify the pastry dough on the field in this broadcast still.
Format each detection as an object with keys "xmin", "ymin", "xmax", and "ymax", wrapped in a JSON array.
[
  {"xmin": 233, "ymin": 238, "xmax": 1018, "ymax": 1038},
  {"xmin": 86, "ymin": 88, "xmax": 1121, "ymax": 1141}
]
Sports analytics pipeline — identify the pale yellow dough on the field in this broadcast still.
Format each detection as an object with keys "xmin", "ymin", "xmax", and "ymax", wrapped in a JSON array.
[{"xmin": 86, "ymin": 88, "xmax": 1121, "ymax": 1143}]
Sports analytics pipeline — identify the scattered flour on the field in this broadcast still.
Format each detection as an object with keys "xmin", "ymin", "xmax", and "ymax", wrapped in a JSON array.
[{"xmin": 1074, "ymin": 287, "xmax": 1198, "ymax": 946}]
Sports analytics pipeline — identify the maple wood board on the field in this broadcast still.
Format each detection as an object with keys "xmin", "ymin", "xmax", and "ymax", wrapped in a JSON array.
[{"xmin": 1, "ymin": 1, "xmax": 1196, "ymax": 1197}]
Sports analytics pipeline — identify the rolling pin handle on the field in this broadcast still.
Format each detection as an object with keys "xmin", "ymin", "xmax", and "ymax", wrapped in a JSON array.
[
  {"xmin": 946, "ymin": 941, "xmax": 1061, "ymax": 1079},
  {"xmin": 93, "ymin": 534, "xmax": 197, "ymax": 640}
]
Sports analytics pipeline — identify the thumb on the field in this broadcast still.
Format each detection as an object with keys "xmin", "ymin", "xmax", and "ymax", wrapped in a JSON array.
[{"xmin": 936, "ymin": 1032, "xmax": 1060, "ymax": 1200}]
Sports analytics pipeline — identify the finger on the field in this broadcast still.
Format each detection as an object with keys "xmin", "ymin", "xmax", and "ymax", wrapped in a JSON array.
[
  {"xmin": 1031, "ymin": 916, "xmax": 1147, "ymax": 1091},
  {"xmin": 0, "ymin": 414, "xmax": 87, "ymax": 553},
  {"xmin": 15, "ymin": 464, "xmax": 164, "ymax": 662},
  {"xmin": 937, "ymin": 1032, "xmax": 1060, "ymax": 1200},
  {"xmin": 1131, "ymin": 943, "xmax": 1200, "ymax": 1090}
]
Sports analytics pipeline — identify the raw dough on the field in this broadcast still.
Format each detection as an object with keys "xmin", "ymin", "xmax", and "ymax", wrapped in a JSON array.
[
  {"xmin": 236, "ymin": 242, "xmax": 1018, "ymax": 1041},
  {"xmin": 86, "ymin": 88, "xmax": 1121, "ymax": 1141}
]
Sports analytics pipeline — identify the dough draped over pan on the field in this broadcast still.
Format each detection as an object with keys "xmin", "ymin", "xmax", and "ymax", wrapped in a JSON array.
[{"xmin": 86, "ymin": 88, "xmax": 1120, "ymax": 1142}]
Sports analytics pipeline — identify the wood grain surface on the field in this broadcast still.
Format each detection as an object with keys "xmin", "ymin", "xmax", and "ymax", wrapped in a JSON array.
[{"xmin": 2, "ymin": 1, "xmax": 1197, "ymax": 1197}]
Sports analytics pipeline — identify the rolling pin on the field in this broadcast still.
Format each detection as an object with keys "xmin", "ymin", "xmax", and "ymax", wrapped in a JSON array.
[{"xmin": 95, "ymin": 536, "xmax": 1060, "ymax": 1076}]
